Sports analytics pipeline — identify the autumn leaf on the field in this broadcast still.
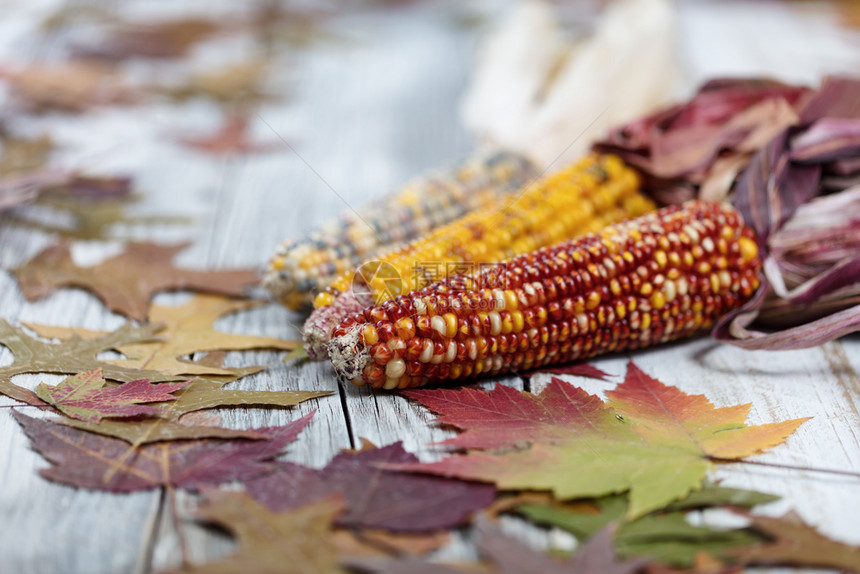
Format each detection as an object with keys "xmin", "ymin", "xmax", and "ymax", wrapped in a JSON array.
[
  {"xmin": 174, "ymin": 114, "xmax": 281, "ymax": 156},
  {"xmin": 12, "ymin": 241, "xmax": 259, "ymax": 321},
  {"xmin": 35, "ymin": 369, "xmax": 186, "ymax": 423},
  {"xmin": 517, "ymin": 484, "xmax": 776, "ymax": 566},
  {"xmin": 730, "ymin": 511, "xmax": 860, "ymax": 572},
  {"xmin": 396, "ymin": 361, "xmax": 808, "ymax": 518},
  {"xmin": 0, "ymin": 132, "xmax": 54, "ymax": 178},
  {"xmin": 0, "ymin": 62, "xmax": 134, "ymax": 113},
  {"xmin": 70, "ymin": 17, "xmax": 220, "ymax": 61},
  {"xmin": 26, "ymin": 294, "xmax": 300, "ymax": 376},
  {"xmin": 244, "ymin": 442, "xmax": 495, "ymax": 532},
  {"xmin": 13, "ymin": 410, "xmax": 313, "ymax": 491},
  {"xmin": 0, "ymin": 320, "xmax": 179, "ymax": 407},
  {"xmin": 165, "ymin": 491, "xmax": 348, "ymax": 574}
]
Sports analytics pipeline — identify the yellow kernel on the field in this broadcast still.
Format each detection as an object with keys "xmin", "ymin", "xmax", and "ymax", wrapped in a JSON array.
[
  {"xmin": 384, "ymin": 377, "xmax": 400, "ymax": 390},
  {"xmin": 739, "ymin": 236, "xmax": 758, "ymax": 264},
  {"xmin": 640, "ymin": 283, "xmax": 653, "ymax": 296},
  {"xmin": 504, "ymin": 290, "xmax": 519, "ymax": 311},
  {"xmin": 511, "ymin": 310, "xmax": 525, "ymax": 333},
  {"xmin": 651, "ymin": 291, "xmax": 667, "ymax": 310},
  {"xmin": 615, "ymin": 302, "xmax": 627, "ymax": 319},
  {"xmin": 444, "ymin": 313, "xmax": 458, "ymax": 338},
  {"xmin": 313, "ymin": 291, "xmax": 334, "ymax": 309},
  {"xmin": 362, "ymin": 324, "xmax": 379, "ymax": 345},
  {"xmin": 640, "ymin": 312, "xmax": 652, "ymax": 331},
  {"xmin": 586, "ymin": 291, "xmax": 601, "ymax": 310},
  {"xmin": 654, "ymin": 250, "xmax": 668, "ymax": 269},
  {"xmin": 610, "ymin": 278, "xmax": 622, "ymax": 296}
]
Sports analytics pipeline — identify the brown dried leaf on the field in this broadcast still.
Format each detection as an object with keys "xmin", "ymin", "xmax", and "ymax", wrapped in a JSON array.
[
  {"xmin": 71, "ymin": 18, "xmax": 220, "ymax": 61},
  {"xmin": 166, "ymin": 490, "xmax": 348, "ymax": 574},
  {"xmin": 731, "ymin": 511, "xmax": 860, "ymax": 572},
  {"xmin": 13, "ymin": 242, "xmax": 258, "ymax": 321}
]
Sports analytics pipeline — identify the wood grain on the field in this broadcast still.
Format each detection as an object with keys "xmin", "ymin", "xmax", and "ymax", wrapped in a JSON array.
[{"xmin": 1, "ymin": 1, "xmax": 859, "ymax": 573}]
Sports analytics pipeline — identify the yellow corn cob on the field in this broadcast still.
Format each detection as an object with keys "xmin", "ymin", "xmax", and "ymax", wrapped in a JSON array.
[
  {"xmin": 263, "ymin": 151, "xmax": 537, "ymax": 310},
  {"xmin": 329, "ymin": 201, "xmax": 762, "ymax": 389},
  {"xmin": 303, "ymin": 154, "xmax": 656, "ymax": 359}
]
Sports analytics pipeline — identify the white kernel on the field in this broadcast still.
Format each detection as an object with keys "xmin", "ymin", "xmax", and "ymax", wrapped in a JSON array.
[
  {"xmin": 683, "ymin": 225, "xmax": 700, "ymax": 244},
  {"xmin": 493, "ymin": 289, "xmax": 506, "ymax": 310},
  {"xmin": 676, "ymin": 277, "xmax": 689, "ymax": 296},
  {"xmin": 419, "ymin": 340, "xmax": 434, "ymax": 362},
  {"xmin": 385, "ymin": 359, "xmax": 406, "ymax": 379},
  {"xmin": 413, "ymin": 298, "xmax": 427, "ymax": 314},
  {"xmin": 430, "ymin": 315, "xmax": 446, "ymax": 337},
  {"xmin": 384, "ymin": 377, "xmax": 400, "ymax": 390},
  {"xmin": 445, "ymin": 341, "xmax": 457, "ymax": 362},
  {"xmin": 663, "ymin": 279, "xmax": 677, "ymax": 302},
  {"xmin": 702, "ymin": 237, "xmax": 715, "ymax": 253},
  {"xmin": 488, "ymin": 311, "xmax": 502, "ymax": 335}
]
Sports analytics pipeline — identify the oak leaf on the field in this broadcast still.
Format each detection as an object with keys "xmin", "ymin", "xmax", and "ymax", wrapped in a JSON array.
[
  {"xmin": 35, "ymin": 368, "xmax": 186, "ymax": 423},
  {"xmin": 26, "ymin": 294, "xmax": 300, "ymax": 376},
  {"xmin": 244, "ymin": 441, "xmax": 495, "ymax": 532},
  {"xmin": 0, "ymin": 320, "xmax": 177, "ymax": 406},
  {"xmin": 13, "ymin": 241, "xmax": 259, "ymax": 321},
  {"xmin": 731, "ymin": 511, "xmax": 860, "ymax": 572},
  {"xmin": 396, "ymin": 361, "xmax": 808, "ymax": 518},
  {"xmin": 13, "ymin": 410, "xmax": 313, "ymax": 491},
  {"xmin": 165, "ymin": 491, "xmax": 348, "ymax": 574}
]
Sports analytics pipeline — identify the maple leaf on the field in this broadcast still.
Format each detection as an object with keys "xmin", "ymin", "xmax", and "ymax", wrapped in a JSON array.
[
  {"xmin": 26, "ymin": 294, "xmax": 300, "ymax": 377},
  {"xmin": 244, "ymin": 441, "xmax": 495, "ymax": 532},
  {"xmin": 517, "ymin": 483, "xmax": 776, "ymax": 567},
  {"xmin": 164, "ymin": 490, "xmax": 348, "ymax": 574},
  {"xmin": 12, "ymin": 241, "xmax": 259, "ymax": 321},
  {"xmin": 13, "ymin": 410, "xmax": 312, "ymax": 491},
  {"xmin": 0, "ymin": 320, "xmax": 178, "ymax": 407},
  {"xmin": 730, "ymin": 511, "xmax": 860, "ymax": 572},
  {"xmin": 34, "ymin": 369, "xmax": 186, "ymax": 423},
  {"xmin": 396, "ymin": 361, "xmax": 808, "ymax": 518},
  {"xmin": 174, "ymin": 114, "xmax": 281, "ymax": 156}
]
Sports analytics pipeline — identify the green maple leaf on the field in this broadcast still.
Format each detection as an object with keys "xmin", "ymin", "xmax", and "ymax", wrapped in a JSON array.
[{"xmin": 395, "ymin": 361, "xmax": 808, "ymax": 519}]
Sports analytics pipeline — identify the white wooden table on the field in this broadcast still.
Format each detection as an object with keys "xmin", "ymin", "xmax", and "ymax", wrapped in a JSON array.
[{"xmin": 0, "ymin": 1, "xmax": 858, "ymax": 572}]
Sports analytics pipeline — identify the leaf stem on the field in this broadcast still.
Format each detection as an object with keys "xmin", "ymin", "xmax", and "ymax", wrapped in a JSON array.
[{"xmin": 709, "ymin": 456, "xmax": 860, "ymax": 479}]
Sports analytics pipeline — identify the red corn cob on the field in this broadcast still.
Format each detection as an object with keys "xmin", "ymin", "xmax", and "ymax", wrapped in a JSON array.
[{"xmin": 328, "ymin": 200, "xmax": 762, "ymax": 389}]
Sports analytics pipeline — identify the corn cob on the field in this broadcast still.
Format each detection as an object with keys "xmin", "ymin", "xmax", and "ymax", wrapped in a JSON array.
[
  {"xmin": 263, "ymin": 151, "xmax": 537, "ymax": 310},
  {"xmin": 303, "ymin": 154, "xmax": 656, "ymax": 359},
  {"xmin": 329, "ymin": 200, "xmax": 762, "ymax": 389}
]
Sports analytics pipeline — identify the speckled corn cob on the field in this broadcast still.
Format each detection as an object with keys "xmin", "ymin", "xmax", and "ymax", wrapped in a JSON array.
[
  {"xmin": 263, "ymin": 151, "xmax": 537, "ymax": 310},
  {"xmin": 329, "ymin": 200, "xmax": 761, "ymax": 389},
  {"xmin": 303, "ymin": 154, "xmax": 656, "ymax": 359}
]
